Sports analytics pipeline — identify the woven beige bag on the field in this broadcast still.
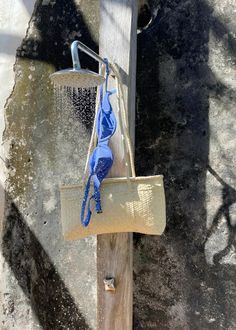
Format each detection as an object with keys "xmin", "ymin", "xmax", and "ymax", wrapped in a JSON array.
[{"xmin": 60, "ymin": 66, "xmax": 166, "ymax": 240}]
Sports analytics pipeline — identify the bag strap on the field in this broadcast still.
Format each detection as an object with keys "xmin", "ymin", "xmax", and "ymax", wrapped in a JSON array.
[
  {"xmin": 83, "ymin": 62, "xmax": 136, "ymax": 181},
  {"xmin": 111, "ymin": 63, "xmax": 136, "ymax": 178},
  {"xmin": 82, "ymin": 65, "xmax": 106, "ymax": 185}
]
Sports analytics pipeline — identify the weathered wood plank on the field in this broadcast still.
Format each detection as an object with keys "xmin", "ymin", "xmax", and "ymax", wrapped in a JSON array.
[
  {"xmin": 97, "ymin": 233, "xmax": 133, "ymax": 329},
  {"xmin": 97, "ymin": 1, "xmax": 137, "ymax": 329}
]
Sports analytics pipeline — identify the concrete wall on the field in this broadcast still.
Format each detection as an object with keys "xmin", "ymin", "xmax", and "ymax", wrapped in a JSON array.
[
  {"xmin": 0, "ymin": 1, "xmax": 99, "ymax": 329},
  {"xmin": 0, "ymin": 0, "xmax": 236, "ymax": 329},
  {"xmin": 134, "ymin": 0, "xmax": 236, "ymax": 329}
]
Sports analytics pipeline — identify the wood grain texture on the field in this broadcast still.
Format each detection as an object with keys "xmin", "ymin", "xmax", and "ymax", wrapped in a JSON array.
[{"xmin": 97, "ymin": 1, "xmax": 137, "ymax": 329}]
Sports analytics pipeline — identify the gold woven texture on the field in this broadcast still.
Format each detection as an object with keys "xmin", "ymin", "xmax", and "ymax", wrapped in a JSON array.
[{"xmin": 60, "ymin": 175, "xmax": 166, "ymax": 240}]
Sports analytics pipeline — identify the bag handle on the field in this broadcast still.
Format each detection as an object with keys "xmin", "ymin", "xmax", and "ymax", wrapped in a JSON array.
[
  {"xmin": 83, "ymin": 62, "xmax": 136, "ymax": 182},
  {"xmin": 82, "ymin": 65, "xmax": 106, "ymax": 185},
  {"xmin": 111, "ymin": 63, "xmax": 136, "ymax": 178}
]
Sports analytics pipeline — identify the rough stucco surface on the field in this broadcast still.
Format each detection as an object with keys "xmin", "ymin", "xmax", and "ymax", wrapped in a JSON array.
[
  {"xmin": 134, "ymin": 0, "xmax": 236, "ymax": 329},
  {"xmin": 1, "ymin": 0, "xmax": 236, "ymax": 329},
  {"xmin": 1, "ymin": 1, "xmax": 99, "ymax": 329}
]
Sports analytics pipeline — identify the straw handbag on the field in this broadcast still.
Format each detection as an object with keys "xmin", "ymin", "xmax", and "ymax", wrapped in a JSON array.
[{"xmin": 60, "ymin": 65, "xmax": 166, "ymax": 240}]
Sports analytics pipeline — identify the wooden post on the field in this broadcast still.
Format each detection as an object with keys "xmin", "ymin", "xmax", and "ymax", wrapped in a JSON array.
[{"xmin": 97, "ymin": 1, "xmax": 137, "ymax": 329}]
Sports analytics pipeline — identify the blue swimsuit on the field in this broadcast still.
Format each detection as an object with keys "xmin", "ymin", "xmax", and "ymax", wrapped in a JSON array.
[{"xmin": 81, "ymin": 60, "xmax": 116, "ymax": 227}]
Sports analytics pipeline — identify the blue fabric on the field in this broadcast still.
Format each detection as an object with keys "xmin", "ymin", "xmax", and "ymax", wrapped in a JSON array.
[
  {"xmin": 96, "ymin": 90, "xmax": 117, "ymax": 142},
  {"xmin": 81, "ymin": 60, "xmax": 117, "ymax": 227}
]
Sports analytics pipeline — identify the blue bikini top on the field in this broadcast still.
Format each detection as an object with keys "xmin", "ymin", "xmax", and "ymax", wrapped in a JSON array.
[{"xmin": 81, "ymin": 60, "xmax": 116, "ymax": 227}]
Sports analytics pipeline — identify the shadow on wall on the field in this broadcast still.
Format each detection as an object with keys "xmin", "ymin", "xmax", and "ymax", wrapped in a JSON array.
[
  {"xmin": 0, "ymin": 0, "xmax": 99, "ymax": 129},
  {"xmin": 134, "ymin": 0, "xmax": 236, "ymax": 329},
  {"xmin": 18, "ymin": 0, "xmax": 99, "ymax": 130},
  {"xmin": 16, "ymin": 0, "xmax": 99, "ymax": 71},
  {"xmin": 206, "ymin": 166, "xmax": 236, "ymax": 266},
  {"xmin": 2, "ymin": 194, "xmax": 90, "ymax": 330},
  {"xmin": 1, "ymin": 0, "xmax": 98, "ymax": 329}
]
